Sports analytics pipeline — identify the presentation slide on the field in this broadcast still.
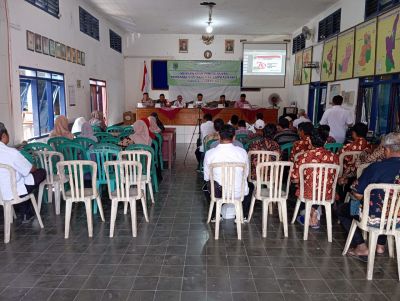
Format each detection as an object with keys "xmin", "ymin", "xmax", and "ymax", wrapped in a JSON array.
[{"xmin": 242, "ymin": 43, "xmax": 287, "ymax": 88}]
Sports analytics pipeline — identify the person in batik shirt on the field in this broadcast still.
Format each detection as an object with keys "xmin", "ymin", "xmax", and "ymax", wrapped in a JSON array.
[
  {"xmin": 291, "ymin": 131, "xmax": 339, "ymax": 228},
  {"xmin": 290, "ymin": 122, "xmax": 314, "ymax": 162},
  {"xmin": 318, "ymin": 125, "xmax": 336, "ymax": 144}
]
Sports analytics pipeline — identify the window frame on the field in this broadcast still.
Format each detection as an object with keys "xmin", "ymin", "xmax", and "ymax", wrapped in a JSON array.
[
  {"xmin": 365, "ymin": 0, "xmax": 400, "ymax": 20},
  {"xmin": 109, "ymin": 29, "xmax": 122, "ymax": 53},
  {"xmin": 79, "ymin": 7, "xmax": 100, "ymax": 41},
  {"xmin": 318, "ymin": 9, "xmax": 341, "ymax": 42},
  {"xmin": 25, "ymin": 0, "xmax": 60, "ymax": 18},
  {"xmin": 292, "ymin": 34, "xmax": 306, "ymax": 54}
]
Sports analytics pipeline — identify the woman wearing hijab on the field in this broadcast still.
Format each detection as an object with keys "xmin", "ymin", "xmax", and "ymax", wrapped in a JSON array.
[
  {"xmin": 80, "ymin": 122, "xmax": 98, "ymax": 142},
  {"xmin": 119, "ymin": 120, "xmax": 152, "ymax": 148},
  {"xmin": 71, "ymin": 117, "xmax": 86, "ymax": 134},
  {"xmin": 89, "ymin": 111, "xmax": 106, "ymax": 130},
  {"xmin": 150, "ymin": 112, "xmax": 165, "ymax": 131},
  {"xmin": 50, "ymin": 116, "xmax": 74, "ymax": 139},
  {"xmin": 147, "ymin": 116, "xmax": 161, "ymax": 134}
]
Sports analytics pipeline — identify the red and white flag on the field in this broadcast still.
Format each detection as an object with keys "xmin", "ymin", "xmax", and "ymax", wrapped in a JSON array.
[{"xmin": 141, "ymin": 61, "xmax": 149, "ymax": 93}]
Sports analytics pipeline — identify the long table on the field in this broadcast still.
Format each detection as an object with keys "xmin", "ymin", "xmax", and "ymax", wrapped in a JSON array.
[{"xmin": 135, "ymin": 108, "xmax": 278, "ymax": 125}]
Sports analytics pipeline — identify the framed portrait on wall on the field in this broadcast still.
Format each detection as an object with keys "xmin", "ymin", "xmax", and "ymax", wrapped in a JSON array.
[
  {"xmin": 71, "ymin": 48, "xmax": 76, "ymax": 63},
  {"xmin": 35, "ymin": 33, "xmax": 42, "ymax": 53},
  {"xmin": 81, "ymin": 52, "xmax": 85, "ymax": 66},
  {"xmin": 26, "ymin": 31, "xmax": 35, "ymax": 51},
  {"xmin": 42, "ymin": 36, "xmax": 49, "ymax": 55},
  {"xmin": 66, "ymin": 46, "xmax": 71, "ymax": 61},
  {"xmin": 179, "ymin": 39, "xmax": 188, "ymax": 53},
  {"xmin": 225, "ymin": 39, "xmax": 234, "ymax": 53},
  {"xmin": 76, "ymin": 50, "xmax": 81, "ymax": 64},
  {"xmin": 61, "ymin": 44, "xmax": 66, "ymax": 60},
  {"xmin": 55, "ymin": 42, "xmax": 62, "ymax": 58},
  {"xmin": 49, "ymin": 39, "xmax": 55, "ymax": 57}
]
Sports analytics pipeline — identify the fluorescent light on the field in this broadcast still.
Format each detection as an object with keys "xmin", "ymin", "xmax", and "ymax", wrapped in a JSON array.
[{"xmin": 206, "ymin": 24, "xmax": 213, "ymax": 33}]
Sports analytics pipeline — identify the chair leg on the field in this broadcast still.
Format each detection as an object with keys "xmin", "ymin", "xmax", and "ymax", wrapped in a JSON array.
[
  {"xmin": 96, "ymin": 197, "xmax": 105, "ymax": 222},
  {"xmin": 388, "ymin": 236, "xmax": 395, "ymax": 258},
  {"xmin": 394, "ymin": 234, "xmax": 400, "ymax": 281},
  {"xmin": 47, "ymin": 186, "xmax": 53, "ymax": 204},
  {"xmin": 64, "ymin": 201, "xmax": 72, "ymax": 239},
  {"xmin": 140, "ymin": 197, "xmax": 149, "ymax": 222},
  {"xmin": 38, "ymin": 183, "xmax": 45, "ymax": 213},
  {"xmin": 130, "ymin": 200, "xmax": 137, "ymax": 237},
  {"xmin": 124, "ymin": 202, "xmax": 128, "ymax": 214},
  {"xmin": 4, "ymin": 203, "xmax": 11, "ymax": 243},
  {"xmin": 215, "ymin": 202, "xmax": 221, "ymax": 240},
  {"xmin": 85, "ymin": 200, "xmax": 93, "ymax": 238},
  {"xmin": 269, "ymin": 203, "xmax": 273, "ymax": 215},
  {"xmin": 325, "ymin": 204, "xmax": 332, "ymax": 243},
  {"xmin": 30, "ymin": 195, "xmax": 44, "ymax": 228},
  {"xmin": 277, "ymin": 202, "xmax": 282, "ymax": 222},
  {"xmin": 109, "ymin": 200, "xmax": 118, "ymax": 238},
  {"xmin": 281, "ymin": 201, "xmax": 288, "ymax": 238},
  {"xmin": 367, "ymin": 232, "xmax": 378, "ymax": 280},
  {"xmin": 207, "ymin": 200, "xmax": 215, "ymax": 224},
  {"xmin": 303, "ymin": 202, "xmax": 312, "ymax": 241},
  {"xmin": 247, "ymin": 195, "xmax": 256, "ymax": 222},
  {"xmin": 262, "ymin": 201, "xmax": 268, "ymax": 238},
  {"xmin": 54, "ymin": 184, "xmax": 61, "ymax": 215},
  {"xmin": 291, "ymin": 200, "xmax": 301, "ymax": 224},
  {"xmin": 342, "ymin": 220, "xmax": 358, "ymax": 255},
  {"xmin": 148, "ymin": 182, "xmax": 155, "ymax": 204},
  {"xmin": 235, "ymin": 201, "xmax": 242, "ymax": 240}
]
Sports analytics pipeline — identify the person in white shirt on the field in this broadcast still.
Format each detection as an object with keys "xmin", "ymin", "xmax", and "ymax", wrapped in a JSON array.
[
  {"xmin": 195, "ymin": 114, "xmax": 215, "ymax": 170},
  {"xmin": 203, "ymin": 125, "xmax": 254, "ymax": 221},
  {"xmin": 293, "ymin": 109, "xmax": 311, "ymax": 128},
  {"xmin": 0, "ymin": 126, "xmax": 46, "ymax": 222},
  {"xmin": 320, "ymin": 95, "xmax": 354, "ymax": 143},
  {"xmin": 174, "ymin": 95, "xmax": 185, "ymax": 108}
]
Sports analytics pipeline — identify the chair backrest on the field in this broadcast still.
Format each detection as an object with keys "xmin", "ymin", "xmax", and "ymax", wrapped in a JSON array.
[
  {"xmin": 256, "ymin": 161, "xmax": 294, "ymax": 201},
  {"xmin": 119, "ymin": 127, "xmax": 133, "ymax": 139},
  {"xmin": 126, "ymin": 144, "xmax": 156, "ymax": 171},
  {"xmin": 23, "ymin": 142, "xmax": 54, "ymax": 154},
  {"xmin": 357, "ymin": 163, "xmax": 370, "ymax": 179},
  {"xmin": 119, "ymin": 150, "xmax": 152, "ymax": 178},
  {"xmin": 48, "ymin": 137, "xmax": 72, "ymax": 152},
  {"xmin": 87, "ymin": 149, "xmax": 120, "ymax": 182},
  {"xmin": 106, "ymin": 125, "xmax": 125, "ymax": 135},
  {"xmin": 57, "ymin": 160, "xmax": 97, "ymax": 200},
  {"xmin": 339, "ymin": 151, "xmax": 362, "ymax": 177},
  {"xmin": 235, "ymin": 134, "xmax": 249, "ymax": 145},
  {"xmin": 93, "ymin": 143, "xmax": 121, "ymax": 151},
  {"xmin": 324, "ymin": 143, "xmax": 344, "ymax": 153},
  {"xmin": 100, "ymin": 136, "xmax": 120, "ymax": 145},
  {"xmin": 293, "ymin": 151, "xmax": 305, "ymax": 162},
  {"xmin": 299, "ymin": 163, "xmax": 340, "ymax": 203},
  {"xmin": 247, "ymin": 150, "xmax": 280, "ymax": 181},
  {"xmin": 361, "ymin": 184, "xmax": 400, "ymax": 234},
  {"xmin": 151, "ymin": 139, "xmax": 160, "ymax": 166},
  {"xmin": 34, "ymin": 151, "xmax": 64, "ymax": 183},
  {"xmin": 209, "ymin": 162, "xmax": 247, "ymax": 203},
  {"xmin": 73, "ymin": 132, "xmax": 81, "ymax": 138},
  {"xmin": 205, "ymin": 139, "xmax": 218, "ymax": 153},
  {"xmin": 104, "ymin": 161, "xmax": 142, "ymax": 201},
  {"xmin": 280, "ymin": 142, "xmax": 294, "ymax": 159},
  {"xmin": 0, "ymin": 163, "xmax": 21, "ymax": 202},
  {"xmin": 58, "ymin": 142, "xmax": 88, "ymax": 161},
  {"xmin": 92, "ymin": 125, "xmax": 102, "ymax": 133},
  {"xmin": 74, "ymin": 137, "xmax": 97, "ymax": 149},
  {"xmin": 20, "ymin": 150, "xmax": 34, "ymax": 164},
  {"xmin": 94, "ymin": 132, "xmax": 113, "ymax": 141}
]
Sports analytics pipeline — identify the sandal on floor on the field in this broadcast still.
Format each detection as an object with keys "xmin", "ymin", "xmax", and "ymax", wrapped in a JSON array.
[
  {"xmin": 347, "ymin": 249, "xmax": 368, "ymax": 263},
  {"xmin": 310, "ymin": 222, "xmax": 320, "ymax": 229}
]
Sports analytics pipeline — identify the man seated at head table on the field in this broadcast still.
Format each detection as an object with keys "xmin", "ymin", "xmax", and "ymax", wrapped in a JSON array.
[
  {"xmin": 156, "ymin": 93, "xmax": 172, "ymax": 107},
  {"xmin": 234, "ymin": 94, "xmax": 251, "ymax": 108},
  {"xmin": 141, "ymin": 92, "xmax": 154, "ymax": 107},
  {"xmin": 173, "ymin": 95, "xmax": 186, "ymax": 108}
]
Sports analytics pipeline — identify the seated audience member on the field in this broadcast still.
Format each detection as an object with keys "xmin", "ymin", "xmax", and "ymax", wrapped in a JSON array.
[
  {"xmin": 174, "ymin": 95, "xmax": 185, "ymax": 108},
  {"xmin": 204, "ymin": 119, "xmax": 224, "ymax": 149},
  {"xmin": 249, "ymin": 112, "xmax": 264, "ymax": 133},
  {"xmin": 234, "ymin": 93, "xmax": 250, "ymax": 108},
  {"xmin": 89, "ymin": 111, "xmax": 106, "ymax": 130},
  {"xmin": 119, "ymin": 120, "xmax": 152, "ymax": 147},
  {"xmin": 150, "ymin": 112, "xmax": 165, "ymax": 132},
  {"xmin": 274, "ymin": 117, "xmax": 299, "ymax": 146},
  {"xmin": 318, "ymin": 125, "xmax": 336, "ymax": 144},
  {"xmin": 293, "ymin": 109, "xmax": 311, "ymax": 128},
  {"xmin": 203, "ymin": 125, "xmax": 253, "ymax": 221},
  {"xmin": 248, "ymin": 124, "xmax": 280, "ymax": 181},
  {"xmin": 249, "ymin": 119, "xmax": 267, "ymax": 139},
  {"xmin": 291, "ymin": 130, "xmax": 339, "ymax": 228},
  {"xmin": 71, "ymin": 117, "xmax": 86, "ymax": 134},
  {"xmin": 236, "ymin": 120, "xmax": 252, "ymax": 136},
  {"xmin": 147, "ymin": 116, "xmax": 162, "ymax": 134},
  {"xmin": 195, "ymin": 114, "xmax": 215, "ymax": 170},
  {"xmin": 141, "ymin": 92, "xmax": 154, "ymax": 107},
  {"xmin": 229, "ymin": 115, "xmax": 239, "ymax": 129},
  {"xmin": 290, "ymin": 122, "xmax": 314, "ymax": 161},
  {"xmin": 0, "ymin": 126, "xmax": 46, "ymax": 222},
  {"xmin": 338, "ymin": 132, "xmax": 400, "ymax": 259},
  {"xmin": 356, "ymin": 144, "xmax": 385, "ymax": 167},
  {"xmin": 50, "ymin": 116, "xmax": 74, "ymax": 139},
  {"xmin": 80, "ymin": 122, "xmax": 98, "ymax": 142}
]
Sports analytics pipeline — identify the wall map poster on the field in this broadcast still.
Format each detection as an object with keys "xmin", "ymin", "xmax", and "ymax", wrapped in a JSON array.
[
  {"xmin": 293, "ymin": 51, "xmax": 303, "ymax": 85},
  {"xmin": 376, "ymin": 8, "xmax": 400, "ymax": 75},
  {"xmin": 302, "ymin": 47, "xmax": 313, "ymax": 84},
  {"xmin": 321, "ymin": 36, "xmax": 337, "ymax": 82},
  {"xmin": 354, "ymin": 18, "xmax": 377, "ymax": 77},
  {"xmin": 336, "ymin": 28, "xmax": 355, "ymax": 80}
]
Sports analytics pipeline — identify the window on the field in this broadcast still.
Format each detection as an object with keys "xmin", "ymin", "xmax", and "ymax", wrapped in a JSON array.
[
  {"xmin": 25, "ymin": 0, "xmax": 59, "ymax": 18},
  {"xmin": 90, "ymin": 79, "xmax": 107, "ymax": 124},
  {"xmin": 292, "ymin": 34, "xmax": 306, "ymax": 54},
  {"xmin": 19, "ymin": 67, "xmax": 66, "ymax": 140},
  {"xmin": 318, "ymin": 9, "xmax": 341, "ymax": 42},
  {"xmin": 79, "ymin": 7, "xmax": 99, "ymax": 41},
  {"xmin": 110, "ymin": 30, "xmax": 122, "ymax": 53},
  {"xmin": 308, "ymin": 82, "xmax": 327, "ymax": 125},
  {"xmin": 365, "ymin": 0, "xmax": 399, "ymax": 19}
]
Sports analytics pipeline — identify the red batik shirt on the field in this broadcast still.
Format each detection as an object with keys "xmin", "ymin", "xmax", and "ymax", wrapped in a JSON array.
[
  {"xmin": 338, "ymin": 138, "xmax": 371, "ymax": 178},
  {"xmin": 291, "ymin": 147, "xmax": 339, "ymax": 201},
  {"xmin": 248, "ymin": 138, "xmax": 281, "ymax": 181},
  {"xmin": 289, "ymin": 136, "xmax": 313, "ymax": 162}
]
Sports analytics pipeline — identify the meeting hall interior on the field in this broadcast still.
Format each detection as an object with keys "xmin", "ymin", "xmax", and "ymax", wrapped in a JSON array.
[{"xmin": 1, "ymin": 0, "xmax": 400, "ymax": 300}]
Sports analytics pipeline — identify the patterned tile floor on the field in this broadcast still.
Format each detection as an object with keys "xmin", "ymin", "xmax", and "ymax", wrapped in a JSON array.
[{"xmin": 0, "ymin": 144, "xmax": 398, "ymax": 301}]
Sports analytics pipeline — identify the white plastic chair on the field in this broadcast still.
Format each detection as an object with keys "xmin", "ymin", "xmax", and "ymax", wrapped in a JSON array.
[
  {"xmin": 206, "ymin": 162, "xmax": 247, "ymax": 240},
  {"xmin": 247, "ymin": 151, "xmax": 280, "ymax": 221},
  {"xmin": 57, "ymin": 160, "xmax": 105, "ymax": 239},
  {"xmin": 0, "ymin": 164, "xmax": 44, "ymax": 243},
  {"xmin": 290, "ymin": 163, "xmax": 340, "ymax": 242},
  {"xmin": 35, "ymin": 151, "xmax": 65, "ymax": 215},
  {"xmin": 105, "ymin": 161, "xmax": 147, "ymax": 237},
  {"xmin": 253, "ymin": 161, "xmax": 293, "ymax": 237},
  {"xmin": 342, "ymin": 184, "xmax": 400, "ymax": 280},
  {"xmin": 339, "ymin": 151, "xmax": 362, "ymax": 177},
  {"xmin": 344, "ymin": 163, "xmax": 371, "ymax": 204}
]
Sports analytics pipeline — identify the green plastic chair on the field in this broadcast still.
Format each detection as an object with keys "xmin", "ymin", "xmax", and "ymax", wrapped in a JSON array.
[
  {"xmin": 280, "ymin": 142, "xmax": 294, "ymax": 160},
  {"xmin": 119, "ymin": 127, "xmax": 133, "ymax": 139},
  {"xmin": 324, "ymin": 143, "xmax": 344, "ymax": 153},
  {"xmin": 106, "ymin": 125, "xmax": 125, "ymax": 136},
  {"xmin": 126, "ymin": 144, "xmax": 159, "ymax": 192},
  {"xmin": 58, "ymin": 142, "xmax": 88, "ymax": 161},
  {"xmin": 235, "ymin": 133, "xmax": 249, "ymax": 145},
  {"xmin": 93, "ymin": 143, "xmax": 122, "ymax": 151},
  {"xmin": 244, "ymin": 136, "xmax": 264, "ymax": 151},
  {"xmin": 92, "ymin": 125, "xmax": 102, "ymax": 133},
  {"xmin": 151, "ymin": 139, "xmax": 161, "ymax": 169},
  {"xmin": 87, "ymin": 148, "xmax": 119, "ymax": 214},
  {"xmin": 20, "ymin": 150, "xmax": 34, "ymax": 164},
  {"xmin": 48, "ymin": 137, "xmax": 72, "ymax": 152},
  {"xmin": 155, "ymin": 133, "xmax": 164, "ymax": 170},
  {"xmin": 73, "ymin": 132, "xmax": 81, "ymax": 138},
  {"xmin": 205, "ymin": 139, "xmax": 217, "ymax": 153},
  {"xmin": 74, "ymin": 137, "xmax": 97, "ymax": 149},
  {"xmin": 23, "ymin": 142, "xmax": 54, "ymax": 154},
  {"xmin": 94, "ymin": 132, "xmax": 113, "ymax": 142},
  {"xmin": 101, "ymin": 136, "xmax": 120, "ymax": 144}
]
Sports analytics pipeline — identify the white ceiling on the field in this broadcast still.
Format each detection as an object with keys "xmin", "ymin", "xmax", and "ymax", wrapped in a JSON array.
[{"xmin": 85, "ymin": 0, "xmax": 338, "ymax": 35}]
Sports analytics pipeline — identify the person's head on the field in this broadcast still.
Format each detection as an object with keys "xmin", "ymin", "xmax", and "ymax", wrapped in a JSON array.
[
  {"xmin": 150, "ymin": 112, "xmax": 159, "ymax": 119},
  {"xmin": 159, "ymin": 94, "xmax": 165, "ymax": 101},
  {"xmin": 350, "ymin": 122, "xmax": 368, "ymax": 140},
  {"xmin": 332, "ymin": 95, "xmax": 343, "ymax": 106},
  {"xmin": 238, "ymin": 120, "xmax": 246, "ymax": 129},
  {"xmin": 298, "ymin": 109, "xmax": 306, "ymax": 117},
  {"xmin": 177, "ymin": 95, "xmax": 183, "ymax": 102},
  {"xmin": 204, "ymin": 113, "xmax": 212, "ymax": 122},
  {"xmin": 311, "ymin": 128, "xmax": 326, "ymax": 148},
  {"xmin": 254, "ymin": 119, "xmax": 265, "ymax": 134},
  {"xmin": 240, "ymin": 94, "xmax": 246, "ymax": 102},
  {"xmin": 230, "ymin": 114, "xmax": 239, "ymax": 126},
  {"xmin": 298, "ymin": 122, "xmax": 314, "ymax": 139},
  {"xmin": 382, "ymin": 132, "xmax": 400, "ymax": 158},
  {"xmin": 219, "ymin": 124, "xmax": 235, "ymax": 143},
  {"xmin": 0, "ymin": 127, "xmax": 9, "ymax": 145},
  {"xmin": 219, "ymin": 95, "xmax": 226, "ymax": 103},
  {"xmin": 197, "ymin": 93, "xmax": 203, "ymax": 101},
  {"xmin": 0, "ymin": 122, "xmax": 5, "ymax": 130},
  {"xmin": 256, "ymin": 112, "xmax": 263, "ymax": 120},
  {"xmin": 143, "ymin": 92, "xmax": 149, "ymax": 100},
  {"xmin": 213, "ymin": 118, "xmax": 224, "ymax": 132},
  {"xmin": 278, "ymin": 117, "xmax": 290, "ymax": 129},
  {"xmin": 318, "ymin": 125, "xmax": 330, "ymax": 141},
  {"xmin": 264, "ymin": 123, "xmax": 277, "ymax": 139}
]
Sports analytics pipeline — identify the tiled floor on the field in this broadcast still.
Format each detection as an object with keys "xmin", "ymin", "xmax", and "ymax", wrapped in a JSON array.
[{"xmin": 0, "ymin": 144, "xmax": 399, "ymax": 301}]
